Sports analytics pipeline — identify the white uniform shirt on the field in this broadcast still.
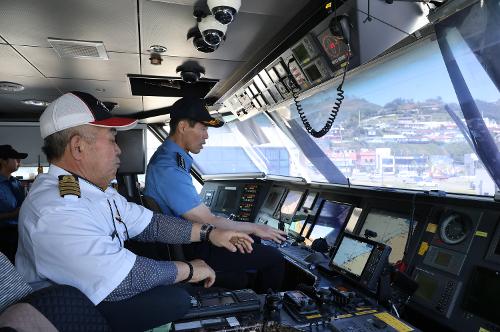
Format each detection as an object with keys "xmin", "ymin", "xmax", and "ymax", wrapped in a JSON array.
[{"xmin": 16, "ymin": 165, "xmax": 153, "ymax": 304}]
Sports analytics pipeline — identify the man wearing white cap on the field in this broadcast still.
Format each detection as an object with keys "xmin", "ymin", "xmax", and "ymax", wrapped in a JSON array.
[{"xmin": 15, "ymin": 91, "xmax": 254, "ymax": 331}]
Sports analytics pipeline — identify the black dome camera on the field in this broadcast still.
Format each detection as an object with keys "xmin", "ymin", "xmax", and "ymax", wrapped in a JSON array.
[
  {"xmin": 198, "ymin": 15, "xmax": 227, "ymax": 47},
  {"xmin": 207, "ymin": 0, "xmax": 241, "ymax": 25},
  {"xmin": 176, "ymin": 62, "xmax": 206, "ymax": 84},
  {"xmin": 188, "ymin": 28, "xmax": 219, "ymax": 53}
]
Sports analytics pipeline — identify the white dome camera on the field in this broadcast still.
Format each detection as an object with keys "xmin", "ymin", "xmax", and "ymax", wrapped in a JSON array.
[
  {"xmin": 207, "ymin": 0, "xmax": 241, "ymax": 25},
  {"xmin": 198, "ymin": 15, "xmax": 227, "ymax": 47}
]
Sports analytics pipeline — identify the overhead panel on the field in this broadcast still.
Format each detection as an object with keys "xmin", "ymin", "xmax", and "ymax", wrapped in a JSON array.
[
  {"xmin": 140, "ymin": 54, "xmax": 243, "ymax": 80},
  {"xmin": 0, "ymin": 0, "xmax": 139, "ymax": 53},
  {"xmin": 19, "ymin": 46, "xmax": 140, "ymax": 81},
  {"xmin": 0, "ymin": 44, "xmax": 43, "ymax": 77},
  {"xmin": 128, "ymin": 74, "xmax": 218, "ymax": 98}
]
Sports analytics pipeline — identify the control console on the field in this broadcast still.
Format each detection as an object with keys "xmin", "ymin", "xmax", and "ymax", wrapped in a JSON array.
[{"xmin": 183, "ymin": 289, "xmax": 260, "ymax": 319}]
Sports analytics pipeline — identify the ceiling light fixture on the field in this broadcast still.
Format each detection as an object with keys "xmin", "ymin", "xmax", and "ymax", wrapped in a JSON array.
[
  {"xmin": 21, "ymin": 99, "xmax": 50, "ymax": 107},
  {"xmin": 0, "ymin": 81, "xmax": 25, "ymax": 92},
  {"xmin": 148, "ymin": 45, "xmax": 167, "ymax": 65}
]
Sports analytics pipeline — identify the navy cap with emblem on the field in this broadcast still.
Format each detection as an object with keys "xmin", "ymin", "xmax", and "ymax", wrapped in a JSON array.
[{"xmin": 169, "ymin": 98, "xmax": 224, "ymax": 128}]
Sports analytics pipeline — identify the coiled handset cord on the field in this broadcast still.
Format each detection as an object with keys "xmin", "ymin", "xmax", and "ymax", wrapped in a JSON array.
[{"xmin": 287, "ymin": 45, "xmax": 350, "ymax": 138}]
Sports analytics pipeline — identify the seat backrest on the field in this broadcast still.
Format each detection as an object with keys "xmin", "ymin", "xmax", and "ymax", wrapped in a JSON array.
[
  {"xmin": 142, "ymin": 195, "xmax": 185, "ymax": 261},
  {"xmin": 0, "ymin": 252, "xmax": 32, "ymax": 313}
]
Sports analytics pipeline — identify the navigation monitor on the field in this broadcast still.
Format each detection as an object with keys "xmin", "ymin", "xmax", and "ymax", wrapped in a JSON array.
[
  {"xmin": 301, "ymin": 191, "xmax": 318, "ymax": 210},
  {"xmin": 360, "ymin": 209, "xmax": 413, "ymax": 263},
  {"xmin": 331, "ymin": 234, "xmax": 375, "ymax": 278},
  {"xmin": 261, "ymin": 186, "xmax": 286, "ymax": 216},
  {"xmin": 462, "ymin": 266, "xmax": 500, "ymax": 326},
  {"xmin": 278, "ymin": 190, "xmax": 304, "ymax": 223},
  {"xmin": 304, "ymin": 200, "xmax": 352, "ymax": 247},
  {"xmin": 116, "ymin": 128, "xmax": 146, "ymax": 174},
  {"xmin": 213, "ymin": 186, "xmax": 239, "ymax": 213}
]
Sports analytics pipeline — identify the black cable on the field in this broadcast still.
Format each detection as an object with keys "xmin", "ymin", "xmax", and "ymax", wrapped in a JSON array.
[
  {"xmin": 287, "ymin": 48, "xmax": 350, "ymax": 138},
  {"xmin": 403, "ymin": 193, "xmax": 416, "ymax": 261}
]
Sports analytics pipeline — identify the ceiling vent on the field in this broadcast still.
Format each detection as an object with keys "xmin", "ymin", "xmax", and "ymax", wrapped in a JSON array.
[{"xmin": 47, "ymin": 38, "xmax": 109, "ymax": 60}]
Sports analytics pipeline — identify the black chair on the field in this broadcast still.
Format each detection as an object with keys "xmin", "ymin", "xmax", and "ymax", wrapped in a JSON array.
[{"xmin": 140, "ymin": 195, "xmax": 251, "ymax": 290}]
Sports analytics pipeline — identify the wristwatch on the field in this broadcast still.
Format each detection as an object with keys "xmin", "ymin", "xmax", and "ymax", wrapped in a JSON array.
[{"xmin": 200, "ymin": 223, "xmax": 215, "ymax": 242}]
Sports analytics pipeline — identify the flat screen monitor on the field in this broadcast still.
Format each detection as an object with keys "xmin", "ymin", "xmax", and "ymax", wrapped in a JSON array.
[
  {"xmin": 253, "ymin": 75, "xmax": 266, "ymax": 92},
  {"xmin": 116, "ymin": 128, "xmax": 146, "ymax": 174},
  {"xmin": 462, "ymin": 266, "xmax": 500, "ymax": 326},
  {"xmin": 304, "ymin": 63, "xmax": 322, "ymax": 82},
  {"xmin": 214, "ymin": 186, "xmax": 239, "ymax": 213},
  {"xmin": 292, "ymin": 43, "xmax": 312, "ymax": 65},
  {"xmin": 278, "ymin": 190, "xmax": 304, "ymax": 224},
  {"xmin": 305, "ymin": 200, "xmax": 352, "ymax": 247},
  {"xmin": 413, "ymin": 270, "xmax": 440, "ymax": 302},
  {"xmin": 331, "ymin": 233, "xmax": 375, "ymax": 278},
  {"xmin": 301, "ymin": 192, "xmax": 318, "ymax": 210},
  {"xmin": 359, "ymin": 209, "xmax": 413, "ymax": 263},
  {"xmin": 245, "ymin": 87, "xmax": 254, "ymax": 98},
  {"xmin": 261, "ymin": 186, "xmax": 286, "ymax": 216},
  {"xmin": 267, "ymin": 68, "xmax": 280, "ymax": 83},
  {"xmin": 249, "ymin": 84, "xmax": 259, "ymax": 96},
  {"xmin": 259, "ymin": 69, "xmax": 274, "ymax": 88}
]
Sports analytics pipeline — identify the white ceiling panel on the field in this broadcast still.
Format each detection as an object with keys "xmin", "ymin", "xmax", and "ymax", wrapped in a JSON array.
[
  {"xmin": 18, "ymin": 47, "xmax": 140, "ymax": 81},
  {"xmin": 0, "ymin": 0, "xmax": 139, "ymax": 53},
  {"xmin": 0, "ymin": 44, "xmax": 43, "ymax": 77},
  {"xmin": 140, "ymin": 1, "xmax": 289, "ymax": 61}
]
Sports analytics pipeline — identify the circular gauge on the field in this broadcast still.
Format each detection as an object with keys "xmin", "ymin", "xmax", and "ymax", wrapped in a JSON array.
[{"xmin": 439, "ymin": 213, "xmax": 470, "ymax": 244}]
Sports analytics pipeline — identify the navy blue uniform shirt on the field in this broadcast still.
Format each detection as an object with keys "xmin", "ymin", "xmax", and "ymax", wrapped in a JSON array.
[
  {"xmin": 0, "ymin": 174, "xmax": 25, "ymax": 224},
  {"xmin": 145, "ymin": 139, "xmax": 201, "ymax": 217}
]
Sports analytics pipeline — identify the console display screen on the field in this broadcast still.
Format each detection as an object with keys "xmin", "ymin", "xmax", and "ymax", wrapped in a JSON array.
[
  {"xmin": 306, "ymin": 200, "xmax": 352, "ymax": 247},
  {"xmin": 360, "ymin": 209, "xmax": 413, "ymax": 263},
  {"xmin": 280, "ymin": 190, "xmax": 303, "ymax": 219},
  {"xmin": 292, "ymin": 43, "xmax": 311, "ymax": 64},
  {"xmin": 301, "ymin": 192, "xmax": 317, "ymax": 210},
  {"xmin": 261, "ymin": 187, "xmax": 285, "ymax": 216},
  {"xmin": 214, "ymin": 187, "xmax": 238, "ymax": 212},
  {"xmin": 331, "ymin": 235, "xmax": 373, "ymax": 277},
  {"xmin": 304, "ymin": 64, "xmax": 322, "ymax": 82},
  {"xmin": 414, "ymin": 271, "xmax": 439, "ymax": 302},
  {"xmin": 462, "ymin": 266, "xmax": 500, "ymax": 326}
]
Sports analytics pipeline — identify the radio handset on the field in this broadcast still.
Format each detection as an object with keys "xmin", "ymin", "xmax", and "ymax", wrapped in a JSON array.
[{"xmin": 330, "ymin": 14, "xmax": 351, "ymax": 45}]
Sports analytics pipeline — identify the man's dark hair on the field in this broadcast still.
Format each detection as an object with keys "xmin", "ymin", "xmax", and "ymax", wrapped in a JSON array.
[{"xmin": 169, "ymin": 118, "xmax": 198, "ymax": 135}]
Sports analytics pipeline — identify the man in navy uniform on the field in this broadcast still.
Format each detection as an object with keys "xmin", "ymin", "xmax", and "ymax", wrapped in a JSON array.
[
  {"xmin": 145, "ymin": 97, "xmax": 286, "ymax": 292},
  {"xmin": 0, "ymin": 145, "xmax": 28, "ymax": 262},
  {"xmin": 16, "ymin": 91, "xmax": 254, "ymax": 331}
]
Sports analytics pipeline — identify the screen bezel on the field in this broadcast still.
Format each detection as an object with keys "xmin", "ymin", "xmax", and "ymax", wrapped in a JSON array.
[
  {"xmin": 278, "ymin": 189, "xmax": 305, "ymax": 224},
  {"xmin": 116, "ymin": 127, "xmax": 147, "ymax": 174},
  {"xmin": 301, "ymin": 191, "xmax": 318, "ymax": 210},
  {"xmin": 305, "ymin": 199, "xmax": 353, "ymax": 247},
  {"xmin": 261, "ymin": 186, "xmax": 286, "ymax": 216},
  {"xmin": 328, "ymin": 232, "xmax": 378, "ymax": 282},
  {"xmin": 213, "ymin": 186, "xmax": 240, "ymax": 213},
  {"xmin": 461, "ymin": 265, "xmax": 500, "ymax": 326},
  {"xmin": 356, "ymin": 206, "xmax": 415, "ymax": 264}
]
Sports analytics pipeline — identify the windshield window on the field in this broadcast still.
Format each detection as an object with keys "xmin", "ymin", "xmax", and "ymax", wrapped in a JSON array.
[
  {"xmin": 272, "ymin": 31, "xmax": 497, "ymax": 195},
  {"xmin": 189, "ymin": 113, "xmax": 326, "ymax": 181}
]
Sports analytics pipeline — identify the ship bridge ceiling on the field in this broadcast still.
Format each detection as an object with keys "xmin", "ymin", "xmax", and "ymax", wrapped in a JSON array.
[{"xmin": 0, "ymin": 0, "xmax": 308, "ymax": 122}]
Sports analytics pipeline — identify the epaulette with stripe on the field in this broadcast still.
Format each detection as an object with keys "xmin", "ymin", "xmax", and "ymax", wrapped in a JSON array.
[{"xmin": 58, "ymin": 175, "xmax": 81, "ymax": 198}]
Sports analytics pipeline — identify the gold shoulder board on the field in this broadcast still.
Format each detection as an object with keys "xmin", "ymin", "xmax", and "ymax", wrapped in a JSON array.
[{"xmin": 58, "ymin": 175, "xmax": 81, "ymax": 198}]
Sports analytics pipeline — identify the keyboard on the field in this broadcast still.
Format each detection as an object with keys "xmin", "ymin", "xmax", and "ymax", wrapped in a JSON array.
[
  {"xmin": 184, "ymin": 289, "xmax": 260, "ymax": 319},
  {"xmin": 261, "ymin": 239, "xmax": 293, "ymax": 248},
  {"xmin": 279, "ymin": 246, "xmax": 313, "ymax": 264}
]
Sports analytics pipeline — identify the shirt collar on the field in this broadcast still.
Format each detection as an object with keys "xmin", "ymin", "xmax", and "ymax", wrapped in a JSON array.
[
  {"xmin": 0, "ymin": 174, "xmax": 14, "ymax": 183},
  {"xmin": 164, "ymin": 138, "xmax": 193, "ymax": 170}
]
